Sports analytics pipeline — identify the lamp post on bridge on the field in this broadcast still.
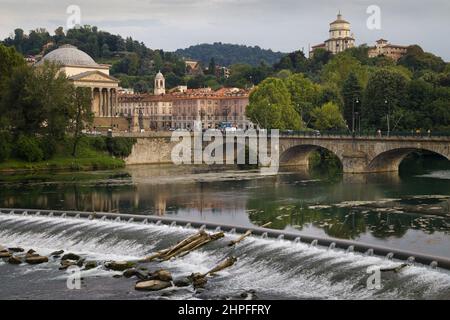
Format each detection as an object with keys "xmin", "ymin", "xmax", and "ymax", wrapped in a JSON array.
[
  {"xmin": 385, "ymin": 99, "xmax": 391, "ymax": 137},
  {"xmin": 352, "ymin": 98, "xmax": 360, "ymax": 138}
]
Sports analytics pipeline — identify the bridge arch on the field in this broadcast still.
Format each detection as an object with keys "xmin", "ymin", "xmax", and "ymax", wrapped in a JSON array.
[
  {"xmin": 279, "ymin": 144, "xmax": 343, "ymax": 168},
  {"xmin": 367, "ymin": 147, "xmax": 450, "ymax": 173}
]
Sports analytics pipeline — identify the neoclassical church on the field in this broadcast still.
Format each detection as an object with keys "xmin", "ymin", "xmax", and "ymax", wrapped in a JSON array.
[
  {"xmin": 36, "ymin": 44, "xmax": 121, "ymax": 129},
  {"xmin": 310, "ymin": 12, "xmax": 356, "ymax": 57}
]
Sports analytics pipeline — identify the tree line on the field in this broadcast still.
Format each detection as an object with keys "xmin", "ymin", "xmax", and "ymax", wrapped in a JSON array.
[
  {"xmin": 2, "ymin": 26, "xmax": 449, "ymax": 134},
  {"xmin": 175, "ymin": 42, "xmax": 286, "ymax": 67},
  {"xmin": 246, "ymin": 46, "xmax": 450, "ymax": 133}
]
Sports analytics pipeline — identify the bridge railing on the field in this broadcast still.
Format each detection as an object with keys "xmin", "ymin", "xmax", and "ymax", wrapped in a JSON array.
[
  {"xmin": 95, "ymin": 130, "xmax": 450, "ymax": 140},
  {"xmin": 279, "ymin": 130, "xmax": 450, "ymax": 140}
]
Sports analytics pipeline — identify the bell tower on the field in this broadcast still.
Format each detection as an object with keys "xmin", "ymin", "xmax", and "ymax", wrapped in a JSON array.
[{"xmin": 154, "ymin": 71, "xmax": 166, "ymax": 95}]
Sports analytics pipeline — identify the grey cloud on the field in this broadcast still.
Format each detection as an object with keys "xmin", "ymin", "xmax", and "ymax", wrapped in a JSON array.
[{"xmin": 0, "ymin": 0, "xmax": 448, "ymax": 60}]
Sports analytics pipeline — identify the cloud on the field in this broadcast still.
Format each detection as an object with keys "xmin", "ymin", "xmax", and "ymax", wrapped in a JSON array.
[{"xmin": 1, "ymin": 0, "xmax": 449, "ymax": 60}]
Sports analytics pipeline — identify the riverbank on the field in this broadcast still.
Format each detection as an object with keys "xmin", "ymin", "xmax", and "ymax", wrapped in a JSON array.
[
  {"xmin": 0, "ymin": 155, "xmax": 124, "ymax": 173},
  {"xmin": 0, "ymin": 136, "xmax": 135, "ymax": 174}
]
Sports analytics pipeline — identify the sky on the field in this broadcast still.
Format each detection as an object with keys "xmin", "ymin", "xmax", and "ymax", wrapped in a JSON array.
[{"xmin": 1, "ymin": 0, "xmax": 449, "ymax": 60}]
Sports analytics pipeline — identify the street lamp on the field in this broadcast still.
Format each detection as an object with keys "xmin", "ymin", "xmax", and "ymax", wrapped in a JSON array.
[
  {"xmin": 352, "ymin": 98, "xmax": 360, "ymax": 137},
  {"xmin": 385, "ymin": 99, "xmax": 390, "ymax": 137},
  {"xmin": 355, "ymin": 112, "xmax": 360, "ymax": 136}
]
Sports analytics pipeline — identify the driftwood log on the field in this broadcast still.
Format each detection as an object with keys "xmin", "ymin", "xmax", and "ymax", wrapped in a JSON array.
[
  {"xmin": 380, "ymin": 264, "xmax": 409, "ymax": 273},
  {"xmin": 140, "ymin": 231, "xmax": 225, "ymax": 262},
  {"xmin": 203, "ymin": 257, "xmax": 238, "ymax": 277},
  {"xmin": 228, "ymin": 222, "xmax": 272, "ymax": 247},
  {"xmin": 189, "ymin": 257, "xmax": 238, "ymax": 289}
]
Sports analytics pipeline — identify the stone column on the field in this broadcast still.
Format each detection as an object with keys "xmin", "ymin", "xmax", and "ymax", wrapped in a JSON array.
[
  {"xmin": 114, "ymin": 89, "xmax": 118, "ymax": 116},
  {"xmin": 110, "ymin": 88, "xmax": 114, "ymax": 117},
  {"xmin": 99, "ymin": 88, "xmax": 104, "ymax": 117},
  {"xmin": 106, "ymin": 89, "xmax": 111, "ymax": 117}
]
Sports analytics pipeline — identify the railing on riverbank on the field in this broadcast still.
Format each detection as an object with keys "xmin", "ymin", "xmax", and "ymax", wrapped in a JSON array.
[{"xmin": 2, "ymin": 208, "xmax": 450, "ymax": 271}]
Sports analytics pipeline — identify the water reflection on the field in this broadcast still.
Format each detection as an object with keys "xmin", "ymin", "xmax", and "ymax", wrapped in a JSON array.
[{"xmin": 1, "ymin": 155, "xmax": 450, "ymax": 256}]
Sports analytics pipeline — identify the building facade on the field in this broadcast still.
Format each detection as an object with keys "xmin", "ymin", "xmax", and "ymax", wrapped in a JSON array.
[
  {"xmin": 117, "ymin": 73, "xmax": 252, "ymax": 132},
  {"xmin": 368, "ymin": 39, "xmax": 408, "ymax": 61},
  {"xmin": 171, "ymin": 87, "xmax": 251, "ymax": 130},
  {"xmin": 36, "ymin": 44, "xmax": 121, "ymax": 131},
  {"xmin": 310, "ymin": 12, "xmax": 355, "ymax": 57}
]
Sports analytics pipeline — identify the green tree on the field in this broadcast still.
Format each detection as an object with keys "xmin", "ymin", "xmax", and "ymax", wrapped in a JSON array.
[
  {"xmin": 208, "ymin": 57, "xmax": 216, "ymax": 75},
  {"xmin": 311, "ymin": 102, "xmax": 346, "ymax": 131},
  {"xmin": 2, "ymin": 62, "xmax": 73, "ymax": 143},
  {"xmin": 274, "ymin": 50, "xmax": 308, "ymax": 73},
  {"xmin": 284, "ymin": 73, "xmax": 321, "ymax": 126},
  {"xmin": 246, "ymin": 78, "xmax": 303, "ymax": 130},
  {"xmin": 0, "ymin": 44, "xmax": 25, "ymax": 86},
  {"xmin": 362, "ymin": 69, "xmax": 409, "ymax": 131},
  {"xmin": 341, "ymin": 72, "xmax": 363, "ymax": 132},
  {"xmin": 70, "ymin": 87, "xmax": 94, "ymax": 157},
  {"xmin": 399, "ymin": 45, "xmax": 446, "ymax": 73},
  {"xmin": 321, "ymin": 53, "xmax": 368, "ymax": 89}
]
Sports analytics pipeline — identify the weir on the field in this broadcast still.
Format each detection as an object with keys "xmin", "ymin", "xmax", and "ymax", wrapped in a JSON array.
[{"xmin": 1, "ymin": 208, "xmax": 450, "ymax": 270}]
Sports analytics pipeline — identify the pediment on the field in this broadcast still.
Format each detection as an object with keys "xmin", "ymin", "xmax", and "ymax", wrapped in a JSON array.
[{"xmin": 69, "ymin": 71, "xmax": 119, "ymax": 84}]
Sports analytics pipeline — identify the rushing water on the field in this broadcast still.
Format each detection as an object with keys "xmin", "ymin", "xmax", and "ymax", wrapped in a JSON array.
[{"xmin": 1, "ymin": 154, "xmax": 450, "ymax": 299}]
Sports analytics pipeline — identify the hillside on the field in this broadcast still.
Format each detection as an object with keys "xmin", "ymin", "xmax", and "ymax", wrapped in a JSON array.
[
  {"xmin": 175, "ymin": 42, "xmax": 286, "ymax": 67},
  {"xmin": 1, "ymin": 26, "xmax": 187, "ymax": 92}
]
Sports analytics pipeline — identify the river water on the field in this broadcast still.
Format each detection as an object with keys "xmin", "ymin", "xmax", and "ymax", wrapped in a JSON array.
[{"xmin": 1, "ymin": 155, "xmax": 450, "ymax": 300}]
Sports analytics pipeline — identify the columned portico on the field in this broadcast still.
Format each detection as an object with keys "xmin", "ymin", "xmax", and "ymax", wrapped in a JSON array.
[{"xmin": 36, "ymin": 44, "xmax": 121, "ymax": 131}]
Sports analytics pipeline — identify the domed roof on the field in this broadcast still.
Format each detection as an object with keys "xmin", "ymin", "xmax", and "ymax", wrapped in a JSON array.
[
  {"xmin": 330, "ymin": 13, "xmax": 350, "ymax": 25},
  {"xmin": 36, "ymin": 44, "xmax": 99, "ymax": 67},
  {"xmin": 155, "ymin": 71, "xmax": 165, "ymax": 79}
]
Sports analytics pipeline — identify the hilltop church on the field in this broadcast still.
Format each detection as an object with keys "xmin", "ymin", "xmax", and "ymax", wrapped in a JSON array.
[{"xmin": 310, "ymin": 12, "xmax": 356, "ymax": 57}]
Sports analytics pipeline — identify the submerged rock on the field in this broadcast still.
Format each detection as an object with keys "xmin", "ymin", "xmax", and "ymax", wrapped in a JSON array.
[
  {"xmin": 135, "ymin": 280, "xmax": 172, "ymax": 291},
  {"xmin": 26, "ymin": 256, "xmax": 49, "ymax": 265},
  {"xmin": 189, "ymin": 273, "xmax": 208, "ymax": 289},
  {"xmin": 84, "ymin": 261, "xmax": 97, "ymax": 271},
  {"xmin": 174, "ymin": 277, "xmax": 192, "ymax": 288},
  {"xmin": 26, "ymin": 250, "xmax": 37, "ymax": 258},
  {"xmin": 8, "ymin": 248, "xmax": 25, "ymax": 253},
  {"xmin": 240, "ymin": 290, "xmax": 258, "ymax": 300},
  {"xmin": 123, "ymin": 269, "xmax": 138, "ymax": 278},
  {"xmin": 152, "ymin": 270, "xmax": 173, "ymax": 282},
  {"xmin": 50, "ymin": 250, "xmax": 64, "ymax": 257},
  {"xmin": 61, "ymin": 253, "xmax": 81, "ymax": 261},
  {"xmin": 0, "ymin": 252, "xmax": 12, "ymax": 259},
  {"xmin": 105, "ymin": 261, "xmax": 136, "ymax": 272},
  {"xmin": 8, "ymin": 256, "xmax": 22, "ymax": 265},
  {"xmin": 59, "ymin": 260, "xmax": 78, "ymax": 270},
  {"xmin": 123, "ymin": 268, "xmax": 148, "ymax": 280}
]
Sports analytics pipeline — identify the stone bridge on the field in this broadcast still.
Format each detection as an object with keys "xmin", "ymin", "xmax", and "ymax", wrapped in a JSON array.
[
  {"xmin": 117, "ymin": 132, "xmax": 450, "ymax": 174},
  {"xmin": 279, "ymin": 135, "xmax": 450, "ymax": 173}
]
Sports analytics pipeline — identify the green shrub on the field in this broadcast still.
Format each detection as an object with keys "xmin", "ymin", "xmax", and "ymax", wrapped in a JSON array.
[
  {"xmin": 89, "ymin": 136, "xmax": 107, "ymax": 151},
  {"xmin": 0, "ymin": 133, "xmax": 12, "ymax": 162},
  {"xmin": 106, "ymin": 137, "xmax": 136, "ymax": 158},
  {"xmin": 39, "ymin": 136, "xmax": 57, "ymax": 160},
  {"xmin": 15, "ymin": 135, "xmax": 44, "ymax": 162}
]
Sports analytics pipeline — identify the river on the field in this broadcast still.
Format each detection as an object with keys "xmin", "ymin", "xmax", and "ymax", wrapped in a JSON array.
[{"xmin": 1, "ymin": 154, "xmax": 450, "ymax": 299}]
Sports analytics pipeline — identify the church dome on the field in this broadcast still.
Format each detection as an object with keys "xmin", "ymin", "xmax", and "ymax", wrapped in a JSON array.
[
  {"xmin": 36, "ymin": 44, "xmax": 99, "ymax": 67},
  {"xmin": 155, "ymin": 71, "xmax": 165, "ymax": 79}
]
